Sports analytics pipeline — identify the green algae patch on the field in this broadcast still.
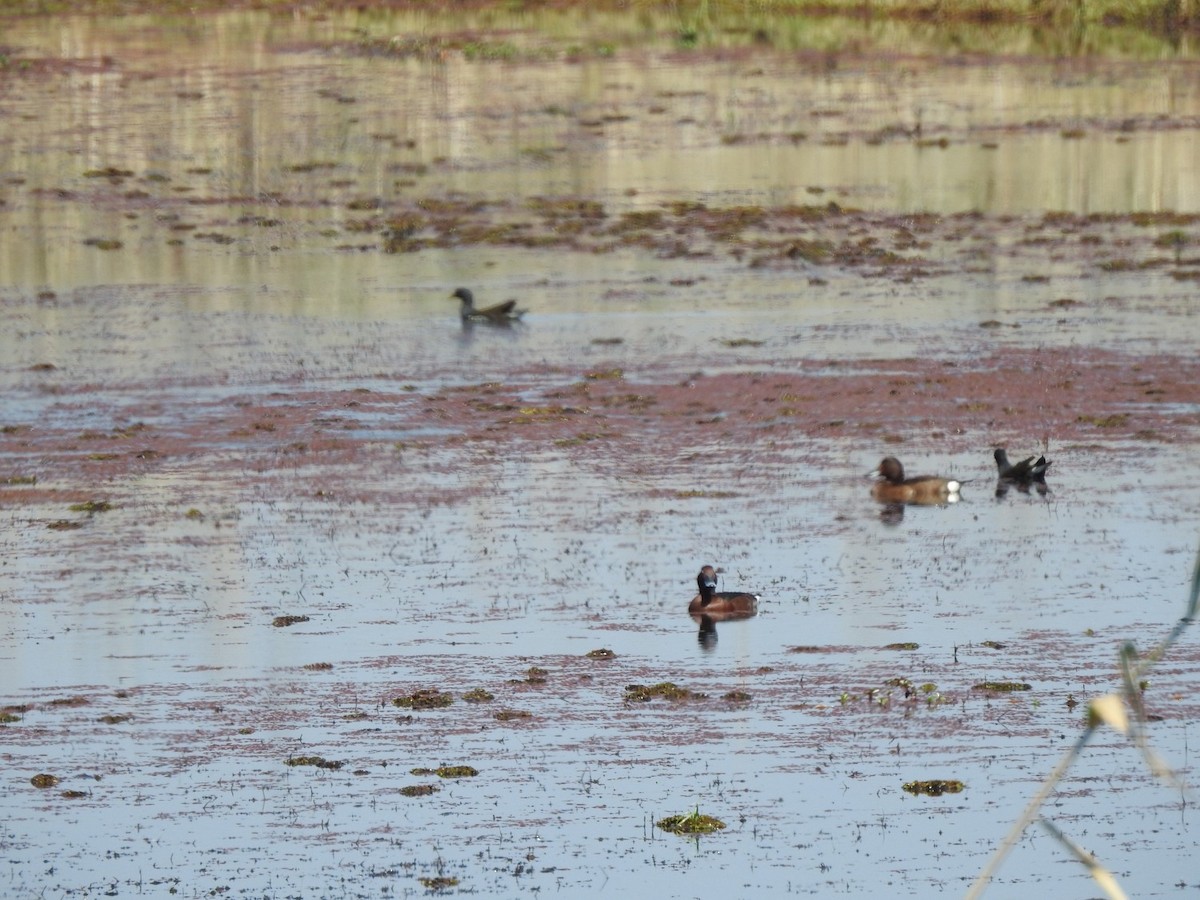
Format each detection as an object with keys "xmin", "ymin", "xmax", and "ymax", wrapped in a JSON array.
[
  {"xmin": 400, "ymin": 784, "xmax": 440, "ymax": 797},
  {"xmin": 973, "ymin": 681, "xmax": 1032, "ymax": 692},
  {"xmin": 0, "ymin": 712, "xmax": 21, "ymax": 724},
  {"xmin": 585, "ymin": 648, "xmax": 616, "ymax": 659},
  {"xmin": 657, "ymin": 808, "xmax": 727, "ymax": 835},
  {"xmin": 285, "ymin": 755, "xmax": 344, "ymax": 770},
  {"xmin": 410, "ymin": 765, "xmax": 479, "ymax": 779},
  {"xmin": 903, "ymin": 779, "xmax": 965, "ymax": 796},
  {"xmin": 393, "ymin": 689, "xmax": 454, "ymax": 710},
  {"xmin": 624, "ymin": 682, "xmax": 701, "ymax": 702},
  {"xmin": 68, "ymin": 500, "xmax": 114, "ymax": 513},
  {"xmin": 882, "ymin": 642, "xmax": 920, "ymax": 651},
  {"xmin": 272, "ymin": 614, "xmax": 310, "ymax": 627},
  {"xmin": 462, "ymin": 688, "xmax": 495, "ymax": 703}
]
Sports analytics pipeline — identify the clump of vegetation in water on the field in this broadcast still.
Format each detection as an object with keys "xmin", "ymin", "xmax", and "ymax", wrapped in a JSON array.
[
  {"xmin": 392, "ymin": 689, "xmax": 454, "ymax": 709},
  {"xmin": 303, "ymin": 662, "xmax": 333, "ymax": 671},
  {"xmin": 68, "ymin": 499, "xmax": 113, "ymax": 513},
  {"xmin": 272, "ymin": 614, "xmax": 309, "ymax": 627},
  {"xmin": 285, "ymin": 755, "xmax": 343, "ymax": 770},
  {"xmin": 494, "ymin": 709, "xmax": 532, "ymax": 721},
  {"xmin": 624, "ymin": 682, "xmax": 700, "ymax": 702},
  {"xmin": 882, "ymin": 642, "xmax": 919, "ymax": 650},
  {"xmin": 903, "ymin": 779, "xmax": 965, "ymax": 796},
  {"xmin": 31, "ymin": 774, "xmax": 60, "ymax": 788},
  {"xmin": 462, "ymin": 687, "xmax": 494, "ymax": 702},
  {"xmin": 973, "ymin": 681, "xmax": 1032, "ymax": 692},
  {"xmin": 400, "ymin": 784, "xmax": 439, "ymax": 797},
  {"xmin": 585, "ymin": 648, "xmax": 616, "ymax": 659},
  {"xmin": 723, "ymin": 690, "xmax": 752, "ymax": 702},
  {"xmin": 98, "ymin": 714, "xmax": 131, "ymax": 724},
  {"xmin": 411, "ymin": 765, "xmax": 479, "ymax": 779},
  {"xmin": 657, "ymin": 807, "xmax": 727, "ymax": 835},
  {"xmin": 519, "ymin": 666, "xmax": 549, "ymax": 684}
]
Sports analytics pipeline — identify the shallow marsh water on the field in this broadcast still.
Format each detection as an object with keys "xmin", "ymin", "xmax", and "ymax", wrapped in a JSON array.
[{"xmin": 1, "ymin": 7, "xmax": 1200, "ymax": 899}]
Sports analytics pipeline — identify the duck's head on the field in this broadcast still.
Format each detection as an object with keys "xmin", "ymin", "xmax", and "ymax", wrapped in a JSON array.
[{"xmin": 871, "ymin": 457, "xmax": 905, "ymax": 483}]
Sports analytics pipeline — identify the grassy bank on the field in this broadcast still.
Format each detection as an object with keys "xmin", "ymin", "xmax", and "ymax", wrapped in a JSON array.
[{"xmin": 0, "ymin": 0, "xmax": 1196, "ymax": 40}]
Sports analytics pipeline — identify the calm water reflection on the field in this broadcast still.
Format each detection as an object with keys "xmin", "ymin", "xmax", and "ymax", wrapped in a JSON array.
[{"xmin": 2, "ymin": 11, "xmax": 1200, "ymax": 289}]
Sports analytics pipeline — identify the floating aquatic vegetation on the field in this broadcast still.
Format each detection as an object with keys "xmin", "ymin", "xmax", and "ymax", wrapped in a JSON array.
[
  {"xmin": 624, "ymin": 682, "xmax": 699, "ymax": 703},
  {"xmin": 272, "ymin": 615, "xmax": 310, "ymax": 627},
  {"xmin": 30, "ymin": 774, "xmax": 59, "ymax": 788},
  {"xmin": 303, "ymin": 662, "xmax": 333, "ymax": 671},
  {"xmin": 723, "ymin": 690, "xmax": 752, "ymax": 702},
  {"xmin": 494, "ymin": 709, "xmax": 532, "ymax": 721},
  {"xmin": 49, "ymin": 696, "xmax": 89, "ymax": 707},
  {"xmin": 392, "ymin": 689, "xmax": 454, "ymax": 710},
  {"xmin": 98, "ymin": 714, "xmax": 131, "ymax": 724},
  {"xmin": 903, "ymin": 779, "xmax": 965, "ymax": 796},
  {"xmin": 46, "ymin": 519, "xmax": 84, "ymax": 530},
  {"xmin": 521, "ymin": 667, "xmax": 549, "ymax": 684},
  {"xmin": 400, "ymin": 784, "xmax": 439, "ymax": 797},
  {"xmin": 285, "ymin": 755, "xmax": 343, "ymax": 770},
  {"xmin": 657, "ymin": 808, "xmax": 727, "ymax": 835},
  {"xmin": 883, "ymin": 642, "xmax": 920, "ymax": 651},
  {"xmin": 61, "ymin": 790, "xmax": 88, "ymax": 799},
  {"xmin": 973, "ymin": 681, "xmax": 1032, "ymax": 692},
  {"xmin": 585, "ymin": 648, "xmax": 616, "ymax": 659},
  {"xmin": 82, "ymin": 237, "xmax": 123, "ymax": 251},
  {"xmin": 462, "ymin": 688, "xmax": 494, "ymax": 703},
  {"xmin": 68, "ymin": 500, "xmax": 113, "ymax": 513},
  {"xmin": 410, "ymin": 765, "xmax": 479, "ymax": 779},
  {"xmin": 0, "ymin": 712, "xmax": 20, "ymax": 724}
]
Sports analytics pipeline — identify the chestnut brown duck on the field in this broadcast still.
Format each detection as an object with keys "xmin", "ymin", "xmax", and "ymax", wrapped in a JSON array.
[
  {"xmin": 688, "ymin": 565, "xmax": 759, "ymax": 618},
  {"xmin": 869, "ymin": 456, "xmax": 963, "ymax": 505}
]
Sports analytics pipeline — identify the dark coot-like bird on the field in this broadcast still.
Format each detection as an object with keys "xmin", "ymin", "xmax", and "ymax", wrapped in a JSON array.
[{"xmin": 451, "ymin": 287, "xmax": 526, "ymax": 323}]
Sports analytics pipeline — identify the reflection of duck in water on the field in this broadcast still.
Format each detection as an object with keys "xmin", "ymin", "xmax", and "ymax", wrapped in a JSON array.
[
  {"xmin": 689, "ymin": 566, "xmax": 759, "ymax": 651},
  {"xmin": 869, "ymin": 457, "xmax": 963, "ymax": 505},
  {"xmin": 451, "ymin": 287, "xmax": 526, "ymax": 324},
  {"xmin": 993, "ymin": 448, "xmax": 1052, "ymax": 497}
]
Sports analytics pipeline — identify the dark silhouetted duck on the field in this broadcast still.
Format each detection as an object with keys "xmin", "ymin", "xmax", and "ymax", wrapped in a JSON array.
[
  {"xmin": 993, "ymin": 448, "xmax": 1051, "ymax": 481},
  {"xmin": 688, "ymin": 565, "xmax": 759, "ymax": 617},
  {"xmin": 451, "ymin": 287, "xmax": 525, "ymax": 323},
  {"xmin": 869, "ymin": 456, "xmax": 962, "ymax": 505}
]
